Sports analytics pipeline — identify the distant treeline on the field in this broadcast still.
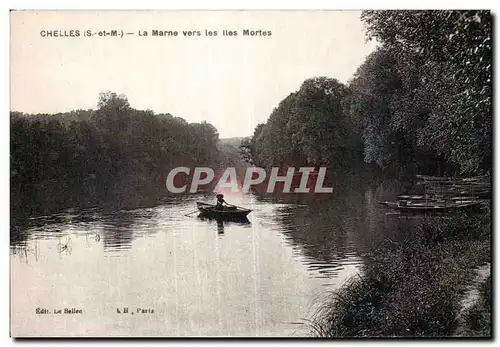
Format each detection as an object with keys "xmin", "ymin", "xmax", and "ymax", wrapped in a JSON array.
[
  {"xmin": 241, "ymin": 10, "xmax": 491, "ymax": 178},
  {"xmin": 11, "ymin": 92, "xmax": 220, "ymax": 215}
]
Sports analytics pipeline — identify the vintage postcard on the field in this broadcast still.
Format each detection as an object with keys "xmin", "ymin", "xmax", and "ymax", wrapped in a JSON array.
[{"xmin": 10, "ymin": 10, "xmax": 491, "ymax": 337}]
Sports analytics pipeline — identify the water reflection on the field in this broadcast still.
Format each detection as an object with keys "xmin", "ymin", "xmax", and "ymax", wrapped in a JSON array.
[
  {"xmin": 11, "ymin": 240, "xmax": 39, "ymax": 264},
  {"xmin": 217, "ymin": 219, "xmax": 224, "ymax": 235},
  {"xmin": 196, "ymin": 215, "xmax": 252, "ymax": 237},
  {"xmin": 269, "ymin": 199, "xmax": 365, "ymax": 278},
  {"xmin": 250, "ymin": 175, "xmax": 378, "ymax": 279},
  {"xmin": 10, "ymin": 179, "xmax": 403, "ymax": 336},
  {"xmin": 11, "ymin": 181, "xmax": 396, "ymax": 271}
]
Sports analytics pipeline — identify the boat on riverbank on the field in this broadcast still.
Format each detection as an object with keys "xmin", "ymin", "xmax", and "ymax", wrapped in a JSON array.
[
  {"xmin": 381, "ymin": 174, "xmax": 491, "ymax": 213},
  {"xmin": 416, "ymin": 174, "xmax": 490, "ymax": 182},
  {"xmin": 379, "ymin": 200, "xmax": 483, "ymax": 212},
  {"xmin": 416, "ymin": 174, "xmax": 491, "ymax": 199},
  {"xmin": 196, "ymin": 202, "xmax": 252, "ymax": 220}
]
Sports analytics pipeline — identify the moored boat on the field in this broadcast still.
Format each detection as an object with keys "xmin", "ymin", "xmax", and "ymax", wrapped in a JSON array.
[
  {"xmin": 196, "ymin": 202, "xmax": 252, "ymax": 219},
  {"xmin": 379, "ymin": 200, "xmax": 482, "ymax": 212}
]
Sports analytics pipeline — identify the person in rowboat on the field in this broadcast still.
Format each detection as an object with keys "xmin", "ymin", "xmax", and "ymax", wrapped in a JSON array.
[{"xmin": 216, "ymin": 194, "xmax": 230, "ymax": 210}]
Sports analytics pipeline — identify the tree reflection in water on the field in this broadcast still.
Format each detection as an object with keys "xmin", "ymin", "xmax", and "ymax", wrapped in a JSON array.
[
  {"xmin": 11, "ymin": 240, "xmax": 39, "ymax": 264},
  {"xmin": 10, "ymin": 205, "xmax": 161, "ymax": 255},
  {"xmin": 99, "ymin": 208, "xmax": 160, "ymax": 251},
  {"xmin": 253, "ymin": 175, "xmax": 396, "ymax": 278}
]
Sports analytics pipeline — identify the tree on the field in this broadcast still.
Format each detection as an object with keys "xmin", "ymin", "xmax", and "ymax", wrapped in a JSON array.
[
  {"xmin": 93, "ymin": 92, "xmax": 132, "ymax": 131},
  {"xmin": 291, "ymin": 77, "xmax": 352, "ymax": 167},
  {"xmin": 245, "ymin": 77, "xmax": 359, "ymax": 170},
  {"xmin": 10, "ymin": 92, "xmax": 222, "ymax": 215},
  {"xmin": 361, "ymin": 10, "xmax": 492, "ymax": 174}
]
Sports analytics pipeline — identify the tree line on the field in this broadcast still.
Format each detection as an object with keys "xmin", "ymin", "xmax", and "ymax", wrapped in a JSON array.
[
  {"xmin": 11, "ymin": 92, "xmax": 220, "ymax": 215},
  {"xmin": 241, "ymin": 10, "xmax": 491, "ymax": 178}
]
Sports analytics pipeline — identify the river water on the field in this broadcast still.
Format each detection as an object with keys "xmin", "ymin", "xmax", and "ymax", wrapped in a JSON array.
[{"xmin": 10, "ymin": 179, "xmax": 393, "ymax": 337}]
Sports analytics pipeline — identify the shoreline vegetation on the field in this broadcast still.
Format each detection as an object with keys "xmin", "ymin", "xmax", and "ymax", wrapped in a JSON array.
[
  {"xmin": 308, "ymin": 210, "xmax": 491, "ymax": 337},
  {"xmin": 11, "ymin": 92, "xmax": 230, "ymax": 217}
]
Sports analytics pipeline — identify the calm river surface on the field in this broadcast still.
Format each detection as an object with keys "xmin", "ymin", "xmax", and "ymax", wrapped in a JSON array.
[{"xmin": 10, "ymin": 180, "xmax": 393, "ymax": 337}]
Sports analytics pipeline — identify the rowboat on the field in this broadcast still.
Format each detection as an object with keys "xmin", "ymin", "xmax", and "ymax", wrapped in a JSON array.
[
  {"xmin": 416, "ymin": 174, "xmax": 489, "ymax": 182},
  {"xmin": 379, "ymin": 200, "xmax": 482, "ymax": 212},
  {"xmin": 196, "ymin": 202, "xmax": 252, "ymax": 219},
  {"xmin": 397, "ymin": 195, "xmax": 439, "ymax": 202}
]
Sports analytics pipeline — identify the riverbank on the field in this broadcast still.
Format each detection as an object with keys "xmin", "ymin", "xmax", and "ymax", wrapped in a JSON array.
[
  {"xmin": 310, "ymin": 208, "xmax": 491, "ymax": 337},
  {"xmin": 456, "ymin": 267, "xmax": 491, "ymax": 337}
]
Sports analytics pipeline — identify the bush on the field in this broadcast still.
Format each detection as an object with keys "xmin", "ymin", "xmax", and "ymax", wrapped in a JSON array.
[{"xmin": 310, "ymin": 212, "xmax": 491, "ymax": 337}]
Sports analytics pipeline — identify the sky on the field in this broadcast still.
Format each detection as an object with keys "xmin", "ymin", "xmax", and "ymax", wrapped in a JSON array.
[{"xmin": 10, "ymin": 10, "xmax": 378, "ymax": 138}]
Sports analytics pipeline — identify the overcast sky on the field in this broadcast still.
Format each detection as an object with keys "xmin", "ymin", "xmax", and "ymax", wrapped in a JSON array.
[{"xmin": 11, "ymin": 10, "xmax": 378, "ymax": 138}]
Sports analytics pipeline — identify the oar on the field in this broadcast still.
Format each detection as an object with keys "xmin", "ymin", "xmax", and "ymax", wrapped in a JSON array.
[
  {"xmin": 226, "ymin": 203, "xmax": 250, "ymax": 211},
  {"xmin": 184, "ymin": 210, "xmax": 199, "ymax": 216}
]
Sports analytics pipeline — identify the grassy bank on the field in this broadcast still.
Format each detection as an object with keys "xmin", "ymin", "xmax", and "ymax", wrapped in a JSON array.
[
  {"xmin": 310, "ymin": 209, "xmax": 491, "ymax": 337},
  {"xmin": 459, "ymin": 274, "xmax": 492, "ymax": 337}
]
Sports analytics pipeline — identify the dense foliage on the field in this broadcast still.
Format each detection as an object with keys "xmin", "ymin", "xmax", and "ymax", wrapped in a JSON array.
[
  {"xmin": 241, "ymin": 77, "xmax": 361, "ymax": 170},
  {"xmin": 310, "ymin": 212, "xmax": 491, "ymax": 337},
  {"xmin": 243, "ymin": 10, "xmax": 491, "ymax": 177},
  {"xmin": 11, "ymin": 92, "xmax": 220, "ymax": 215},
  {"xmin": 361, "ymin": 10, "xmax": 491, "ymax": 174}
]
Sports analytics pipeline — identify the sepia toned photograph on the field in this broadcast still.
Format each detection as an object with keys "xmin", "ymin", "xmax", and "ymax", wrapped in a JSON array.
[{"xmin": 9, "ymin": 10, "xmax": 492, "ymax": 338}]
